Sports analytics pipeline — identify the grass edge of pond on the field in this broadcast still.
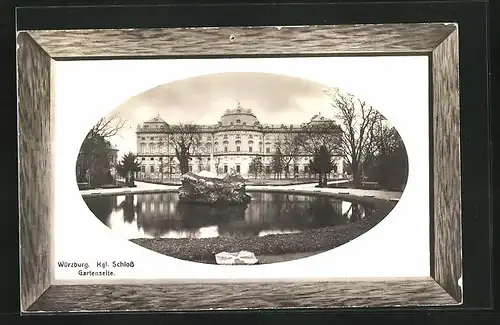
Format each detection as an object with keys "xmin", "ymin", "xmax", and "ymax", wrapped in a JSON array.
[{"xmin": 130, "ymin": 196, "xmax": 396, "ymax": 264}]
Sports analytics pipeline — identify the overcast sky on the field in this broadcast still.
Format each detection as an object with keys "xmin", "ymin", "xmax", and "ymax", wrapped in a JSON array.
[{"xmin": 106, "ymin": 72, "xmax": 336, "ymax": 156}]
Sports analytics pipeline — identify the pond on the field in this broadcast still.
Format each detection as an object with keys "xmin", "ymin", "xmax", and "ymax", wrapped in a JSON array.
[{"xmin": 83, "ymin": 192, "xmax": 375, "ymax": 239}]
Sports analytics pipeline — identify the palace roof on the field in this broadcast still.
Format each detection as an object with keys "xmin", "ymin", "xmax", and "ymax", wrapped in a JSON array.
[
  {"xmin": 218, "ymin": 102, "xmax": 260, "ymax": 127},
  {"xmin": 136, "ymin": 104, "xmax": 338, "ymax": 132},
  {"xmin": 144, "ymin": 114, "xmax": 167, "ymax": 124}
]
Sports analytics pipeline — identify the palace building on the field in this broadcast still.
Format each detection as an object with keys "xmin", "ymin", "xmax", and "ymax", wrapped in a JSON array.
[{"xmin": 135, "ymin": 103, "xmax": 344, "ymax": 179}]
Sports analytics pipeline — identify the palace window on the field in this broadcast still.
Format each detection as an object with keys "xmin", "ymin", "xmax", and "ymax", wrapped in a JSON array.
[
  {"xmin": 249, "ymin": 147, "xmax": 253, "ymax": 152},
  {"xmin": 223, "ymin": 135, "xmax": 228, "ymax": 139},
  {"xmin": 150, "ymin": 166, "xmax": 155, "ymax": 172},
  {"xmin": 151, "ymin": 158, "xmax": 154, "ymax": 160},
  {"xmin": 224, "ymin": 147, "xmax": 228, "ymax": 153},
  {"xmin": 236, "ymin": 119, "xmax": 241, "ymax": 124},
  {"xmin": 304, "ymin": 166, "xmax": 309, "ymax": 174},
  {"xmin": 189, "ymin": 166, "xmax": 193, "ymax": 172},
  {"xmin": 236, "ymin": 146, "xmax": 240, "ymax": 152},
  {"xmin": 224, "ymin": 165, "xmax": 228, "ymax": 173},
  {"xmin": 294, "ymin": 166, "xmax": 299, "ymax": 174},
  {"xmin": 142, "ymin": 158, "xmax": 145, "ymax": 160},
  {"xmin": 236, "ymin": 134, "xmax": 241, "ymax": 139},
  {"xmin": 248, "ymin": 140, "xmax": 254, "ymax": 145},
  {"xmin": 235, "ymin": 140, "xmax": 241, "ymax": 145},
  {"xmin": 243, "ymin": 122, "xmax": 247, "ymax": 126},
  {"xmin": 236, "ymin": 165, "xmax": 240, "ymax": 173},
  {"xmin": 266, "ymin": 147, "xmax": 270, "ymax": 153},
  {"xmin": 141, "ymin": 137, "xmax": 145, "ymax": 140},
  {"xmin": 141, "ymin": 166, "xmax": 145, "ymax": 172},
  {"xmin": 265, "ymin": 166, "xmax": 271, "ymax": 174},
  {"xmin": 150, "ymin": 137, "xmax": 154, "ymax": 140}
]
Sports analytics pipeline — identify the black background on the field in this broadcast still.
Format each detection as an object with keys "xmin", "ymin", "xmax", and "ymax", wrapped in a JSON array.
[{"xmin": 1, "ymin": 0, "xmax": 497, "ymax": 324}]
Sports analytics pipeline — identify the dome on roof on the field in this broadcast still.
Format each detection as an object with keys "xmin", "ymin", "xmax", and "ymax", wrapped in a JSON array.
[
  {"xmin": 144, "ymin": 114, "xmax": 167, "ymax": 124},
  {"xmin": 219, "ymin": 102, "xmax": 259, "ymax": 127},
  {"xmin": 309, "ymin": 112, "xmax": 333, "ymax": 123}
]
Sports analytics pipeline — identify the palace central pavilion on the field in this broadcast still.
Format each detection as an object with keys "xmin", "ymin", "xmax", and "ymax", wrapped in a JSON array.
[{"xmin": 135, "ymin": 103, "xmax": 344, "ymax": 179}]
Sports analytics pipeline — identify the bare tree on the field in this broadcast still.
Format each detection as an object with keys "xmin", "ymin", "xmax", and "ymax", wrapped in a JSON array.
[
  {"xmin": 294, "ymin": 113, "xmax": 341, "ymax": 185},
  {"xmin": 325, "ymin": 87, "xmax": 384, "ymax": 188},
  {"xmin": 158, "ymin": 157, "xmax": 166, "ymax": 182},
  {"xmin": 78, "ymin": 114, "xmax": 127, "ymax": 186},
  {"xmin": 370, "ymin": 119, "xmax": 401, "ymax": 157},
  {"xmin": 89, "ymin": 114, "xmax": 127, "ymax": 139},
  {"xmin": 364, "ymin": 120, "xmax": 408, "ymax": 190},
  {"xmin": 296, "ymin": 117, "xmax": 342, "ymax": 157},
  {"xmin": 168, "ymin": 123, "xmax": 201, "ymax": 174},
  {"xmin": 274, "ymin": 133, "xmax": 301, "ymax": 178}
]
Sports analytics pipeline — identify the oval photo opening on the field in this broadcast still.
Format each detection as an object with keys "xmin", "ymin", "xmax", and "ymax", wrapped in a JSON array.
[{"xmin": 76, "ymin": 72, "xmax": 409, "ymax": 265}]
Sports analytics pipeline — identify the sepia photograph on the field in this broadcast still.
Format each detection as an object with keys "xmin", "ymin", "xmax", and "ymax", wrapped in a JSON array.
[
  {"xmin": 42, "ymin": 53, "xmax": 434, "ymax": 309},
  {"xmin": 17, "ymin": 21, "xmax": 469, "ymax": 312},
  {"xmin": 77, "ymin": 71, "xmax": 409, "ymax": 265}
]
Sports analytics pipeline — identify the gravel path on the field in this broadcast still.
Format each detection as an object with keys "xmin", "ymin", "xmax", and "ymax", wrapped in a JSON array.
[{"xmin": 81, "ymin": 181, "xmax": 403, "ymax": 200}]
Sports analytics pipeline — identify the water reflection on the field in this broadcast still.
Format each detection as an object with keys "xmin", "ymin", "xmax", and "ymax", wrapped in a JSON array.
[
  {"xmin": 118, "ymin": 194, "xmax": 137, "ymax": 223},
  {"xmin": 83, "ymin": 192, "xmax": 374, "ymax": 239}
]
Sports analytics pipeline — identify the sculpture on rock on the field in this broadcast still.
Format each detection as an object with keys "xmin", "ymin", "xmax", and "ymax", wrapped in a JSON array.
[{"xmin": 178, "ymin": 171, "xmax": 252, "ymax": 205}]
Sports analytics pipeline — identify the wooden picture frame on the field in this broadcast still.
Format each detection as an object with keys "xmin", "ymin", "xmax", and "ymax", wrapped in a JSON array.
[{"xmin": 17, "ymin": 23, "xmax": 462, "ymax": 313}]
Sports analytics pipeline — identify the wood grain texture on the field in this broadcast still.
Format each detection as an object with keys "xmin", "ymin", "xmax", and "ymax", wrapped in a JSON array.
[
  {"xmin": 26, "ymin": 24, "xmax": 456, "ymax": 58},
  {"xmin": 17, "ymin": 32, "xmax": 53, "ymax": 311},
  {"xmin": 27, "ymin": 279, "xmax": 456, "ymax": 312},
  {"xmin": 432, "ymin": 29, "xmax": 462, "ymax": 302},
  {"xmin": 19, "ymin": 23, "xmax": 463, "ymax": 311}
]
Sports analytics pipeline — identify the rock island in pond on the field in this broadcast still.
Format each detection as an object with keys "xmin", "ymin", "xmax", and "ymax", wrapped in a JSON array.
[{"xmin": 178, "ymin": 171, "xmax": 252, "ymax": 205}]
